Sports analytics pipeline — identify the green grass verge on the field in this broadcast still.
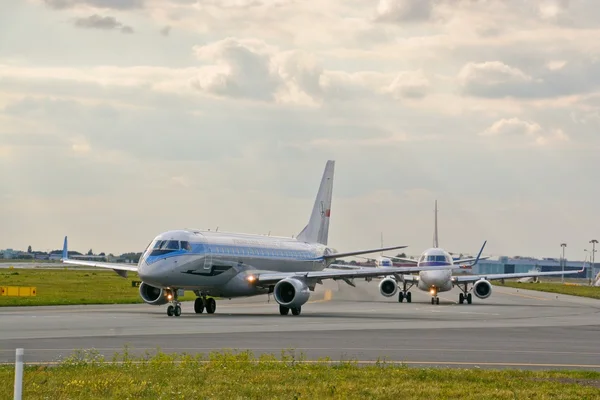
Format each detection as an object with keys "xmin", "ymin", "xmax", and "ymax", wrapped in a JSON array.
[
  {"xmin": 499, "ymin": 282, "xmax": 600, "ymax": 300},
  {"xmin": 0, "ymin": 350, "xmax": 598, "ymax": 399},
  {"xmin": 0, "ymin": 269, "xmax": 196, "ymax": 306}
]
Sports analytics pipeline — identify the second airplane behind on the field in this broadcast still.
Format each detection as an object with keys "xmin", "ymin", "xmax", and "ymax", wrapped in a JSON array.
[{"xmin": 378, "ymin": 201, "xmax": 584, "ymax": 305}]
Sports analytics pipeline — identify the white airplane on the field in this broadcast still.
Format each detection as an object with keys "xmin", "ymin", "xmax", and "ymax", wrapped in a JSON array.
[
  {"xmin": 60, "ymin": 160, "xmax": 445, "ymax": 317},
  {"xmin": 377, "ymin": 201, "xmax": 585, "ymax": 305}
]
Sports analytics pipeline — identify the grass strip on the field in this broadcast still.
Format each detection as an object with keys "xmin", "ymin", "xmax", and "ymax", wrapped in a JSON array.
[
  {"xmin": 499, "ymin": 282, "xmax": 600, "ymax": 300},
  {"xmin": 0, "ymin": 269, "xmax": 196, "ymax": 306},
  {"xmin": 0, "ymin": 349, "xmax": 598, "ymax": 399}
]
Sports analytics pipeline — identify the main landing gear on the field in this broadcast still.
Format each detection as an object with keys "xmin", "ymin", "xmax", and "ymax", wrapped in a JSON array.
[
  {"xmin": 279, "ymin": 305, "xmax": 301, "ymax": 316},
  {"xmin": 457, "ymin": 284, "xmax": 472, "ymax": 304},
  {"xmin": 398, "ymin": 281, "xmax": 415, "ymax": 303},
  {"xmin": 193, "ymin": 295, "xmax": 216, "ymax": 314}
]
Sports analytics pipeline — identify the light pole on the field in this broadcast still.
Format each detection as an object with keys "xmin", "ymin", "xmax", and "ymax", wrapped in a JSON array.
[
  {"xmin": 590, "ymin": 240, "xmax": 598, "ymax": 286},
  {"xmin": 560, "ymin": 243, "xmax": 567, "ymax": 284},
  {"xmin": 585, "ymin": 249, "xmax": 590, "ymax": 284}
]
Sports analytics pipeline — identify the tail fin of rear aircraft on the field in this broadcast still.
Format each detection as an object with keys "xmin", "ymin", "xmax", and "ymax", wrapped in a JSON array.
[
  {"xmin": 62, "ymin": 236, "xmax": 68, "ymax": 260},
  {"xmin": 433, "ymin": 200, "xmax": 439, "ymax": 248},
  {"xmin": 297, "ymin": 160, "xmax": 335, "ymax": 245}
]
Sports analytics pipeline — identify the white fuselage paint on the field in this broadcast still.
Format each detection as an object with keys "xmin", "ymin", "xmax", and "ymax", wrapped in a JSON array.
[
  {"xmin": 414, "ymin": 248, "xmax": 456, "ymax": 294},
  {"xmin": 137, "ymin": 229, "xmax": 333, "ymax": 298}
]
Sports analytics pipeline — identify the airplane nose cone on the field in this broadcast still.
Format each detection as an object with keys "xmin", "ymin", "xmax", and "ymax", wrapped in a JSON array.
[{"xmin": 138, "ymin": 260, "xmax": 162, "ymax": 285}]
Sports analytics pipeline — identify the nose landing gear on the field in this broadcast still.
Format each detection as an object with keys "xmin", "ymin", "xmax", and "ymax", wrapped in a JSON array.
[
  {"xmin": 429, "ymin": 288, "xmax": 440, "ymax": 305},
  {"xmin": 166, "ymin": 289, "xmax": 182, "ymax": 317}
]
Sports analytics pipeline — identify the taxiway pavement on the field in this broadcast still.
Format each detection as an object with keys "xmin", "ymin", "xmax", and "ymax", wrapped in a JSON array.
[{"xmin": 1, "ymin": 281, "xmax": 599, "ymax": 370}]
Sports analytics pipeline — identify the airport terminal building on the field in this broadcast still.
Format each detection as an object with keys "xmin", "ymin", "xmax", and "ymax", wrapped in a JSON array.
[{"xmin": 470, "ymin": 256, "xmax": 594, "ymax": 280}]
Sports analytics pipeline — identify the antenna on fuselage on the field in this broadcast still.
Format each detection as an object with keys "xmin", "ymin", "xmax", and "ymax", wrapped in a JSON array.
[
  {"xmin": 216, "ymin": 226, "xmax": 219, "ymax": 232},
  {"xmin": 433, "ymin": 200, "xmax": 439, "ymax": 248}
]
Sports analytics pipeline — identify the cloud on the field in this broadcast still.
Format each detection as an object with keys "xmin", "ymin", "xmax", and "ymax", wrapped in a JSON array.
[
  {"xmin": 191, "ymin": 38, "xmax": 280, "ymax": 102},
  {"xmin": 538, "ymin": 0, "xmax": 571, "ymax": 21},
  {"xmin": 458, "ymin": 61, "xmax": 533, "ymax": 91},
  {"xmin": 74, "ymin": 14, "xmax": 134, "ymax": 33},
  {"xmin": 160, "ymin": 25, "xmax": 171, "ymax": 36},
  {"xmin": 44, "ymin": 0, "xmax": 144, "ymax": 10},
  {"xmin": 480, "ymin": 117, "xmax": 569, "ymax": 146},
  {"xmin": 385, "ymin": 70, "xmax": 430, "ymax": 99},
  {"xmin": 374, "ymin": 0, "xmax": 433, "ymax": 23},
  {"xmin": 189, "ymin": 38, "xmax": 433, "ymax": 104}
]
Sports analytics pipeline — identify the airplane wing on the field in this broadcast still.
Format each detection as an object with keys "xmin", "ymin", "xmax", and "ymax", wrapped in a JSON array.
[
  {"xmin": 452, "ymin": 267, "xmax": 586, "ymax": 283},
  {"xmin": 381, "ymin": 255, "xmax": 419, "ymax": 264},
  {"xmin": 60, "ymin": 236, "xmax": 137, "ymax": 277},
  {"xmin": 250, "ymin": 265, "xmax": 444, "ymax": 286},
  {"xmin": 453, "ymin": 256, "xmax": 491, "ymax": 265},
  {"xmin": 323, "ymin": 245, "xmax": 408, "ymax": 259}
]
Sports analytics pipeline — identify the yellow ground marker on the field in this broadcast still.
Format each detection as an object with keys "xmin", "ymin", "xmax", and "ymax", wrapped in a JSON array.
[{"xmin": 0, "ymin": 286, "xmax": 37, "ymax": 296}]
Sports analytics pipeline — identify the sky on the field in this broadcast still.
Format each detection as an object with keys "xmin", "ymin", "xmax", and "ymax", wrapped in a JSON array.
[{"xmin": 0, "ymin": 0, "xmax": 599, "ymax": 259}]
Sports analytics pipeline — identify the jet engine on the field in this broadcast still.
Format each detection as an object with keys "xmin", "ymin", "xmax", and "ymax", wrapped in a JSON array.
[
  {"xmin": 139, "ymin": 282, "xmax": 171, "ymax": 305},
  {"xmin": 472, "ymin": 279, "xmax": 492, "ymax": 299},
  {"xmin": 273, "ymin": 278, "xmax": 310, "ymax": 309},
  {"xmin": 379, "ymin": 277, "xmax": 398, "ymax": 297}
]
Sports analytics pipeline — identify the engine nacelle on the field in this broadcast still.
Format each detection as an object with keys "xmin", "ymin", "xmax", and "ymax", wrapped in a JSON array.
[
  {"xmin": 473, "ymin": 279, "xmax": 492, "ymax": 299},
  {"xmin": 379, "ymin": 277, "xmax": 398, "ymax": 297},
  {"xmin": 273, "ymin": 278, "xmax": 310, "ymax": 309},
  {"xmin": 139, "ymin": 282, "xmax": 170, "ymax": 305}
]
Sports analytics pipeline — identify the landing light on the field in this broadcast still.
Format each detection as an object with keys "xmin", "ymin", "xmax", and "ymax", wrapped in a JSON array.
[
  {"xmin": 247, "ymin": 275, "xmax": 257, "ymax": 283},
  {"xmin": 167, "ymin": 294, "xmax": 173, "ymax": 300},
  {"xmin": 429, "ymin": 288, "xmax": 436, "ymax": 295}
]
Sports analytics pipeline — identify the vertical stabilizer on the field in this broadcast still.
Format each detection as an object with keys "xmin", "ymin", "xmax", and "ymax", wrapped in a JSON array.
[
  {"xmin": 433, "ymin": 200, "xmax": 439, "ymax": 248},
  {"xmin": 296, "ymin": 160, "xmax": 335, "ymax": 245}
]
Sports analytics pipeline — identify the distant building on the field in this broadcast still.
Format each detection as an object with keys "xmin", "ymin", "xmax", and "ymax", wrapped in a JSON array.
[{"xmin": 473, "ymin": 256, "xmax": 592, "ymax": 280}]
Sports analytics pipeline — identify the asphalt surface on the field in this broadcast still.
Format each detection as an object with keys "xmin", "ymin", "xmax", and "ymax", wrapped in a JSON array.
[{"xmin": 1, "ymin": 280, "xmax": 599, "ymax": 370}]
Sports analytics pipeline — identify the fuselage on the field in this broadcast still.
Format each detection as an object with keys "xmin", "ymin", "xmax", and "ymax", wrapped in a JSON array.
[
  {"xmin": 416, "ymin": 248, "xmax": 454, "ymax": 293},
  {"xmin": 137, "ymin": 229, "xmax": 333, "ymax": 297}
]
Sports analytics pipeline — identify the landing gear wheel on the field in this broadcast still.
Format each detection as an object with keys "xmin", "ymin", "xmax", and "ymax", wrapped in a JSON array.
[
  {"xmin": 459, "ymin": 293, "xmax": 464, "ymax": 304},
  {"xmin": 398, "ymin": 292, "xmax": 404, "ymax": 303},
  {"xmin": 291, "ymin": 307, "xmax": 301, "ymax": 316},
  {"xmin": 406, "ymin": 292, "xmax": 412, "ymax": 303},
  {"xmin": 431, "ymin": 298, "xmax": 435, "ymax": 305},
  {"xmin": 436, "ymin": 297, "xmax": 440, "ymax": 305},
  {"xmin": 467, "ymin": 293, "xmax": 472, "ymax": 304},
  {"xmin": 279, "ymin": 305, "xmax": 290, "ymax": 315},
  {"xmin": 167, "ymin": 305, "xmax": 174, "ymax": 316},
  {"xmin": 194, "ymin": 298, "xmax": 205, "ymax": 314},
  {"xmin": 205, "ymin": 298, "xmax": 216, "ymax": 314},
  {"xmin": 174, "ymin": 305, "xmax": 181, "ymax": 317}
]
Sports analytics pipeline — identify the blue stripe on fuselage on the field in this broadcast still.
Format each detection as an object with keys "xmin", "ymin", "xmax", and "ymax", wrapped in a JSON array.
[
  {"xmin": 418, "ymin": 261, "xmax": 452, "ymax": 267},
  {"xmin": 143, "ymin": 242, "xmax": 322, "ymax": 265}
]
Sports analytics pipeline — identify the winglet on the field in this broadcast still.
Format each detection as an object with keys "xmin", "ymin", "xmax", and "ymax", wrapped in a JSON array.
[
  {"xmin": 471, "ymin": 240, "xmax": 487, "ymax": 266},
  {"xmin": 62, "ymin": 236, "xmax": 68, "ymax": 261}
]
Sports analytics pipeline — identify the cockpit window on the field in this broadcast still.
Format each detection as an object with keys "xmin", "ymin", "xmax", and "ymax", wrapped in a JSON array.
[
  {"xmin": 149, "ymin": 240, "xmax": 181, "ymax": 256},
  {"xmin": 181, "ymin": 241, "xmax": 192, "ymax": 251}
]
